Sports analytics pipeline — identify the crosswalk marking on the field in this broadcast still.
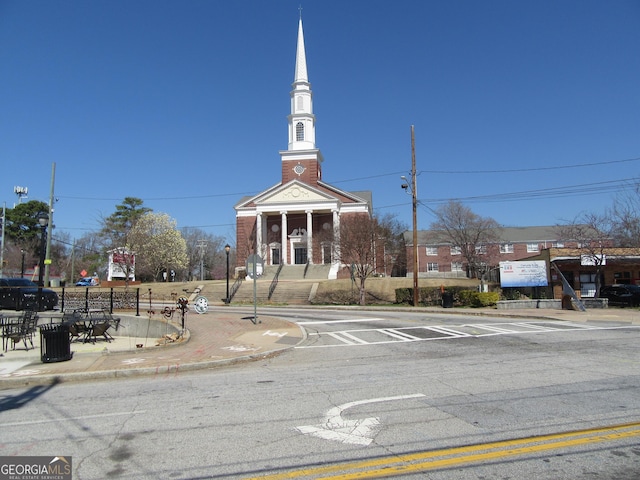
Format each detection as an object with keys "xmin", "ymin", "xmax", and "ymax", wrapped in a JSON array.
[
  {"xmin": 298, "ymin": 318, "xmax": 386, "ymax": 326},
  {"xmin": 298, "ymin": 321, "xmax": 639, "ymax": 349},
  {"xmin": 380, "ymin": 329, "xmax": 422, "ymax": 341},
  {"xmin": 327, "ymin": 331, "xmax": 370, "ymax": 345}
]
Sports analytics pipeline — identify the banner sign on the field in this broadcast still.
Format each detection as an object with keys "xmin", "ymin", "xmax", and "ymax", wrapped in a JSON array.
[{"xmin": 499, "ymin": 260, "xmax": 548, "ymax": 287}]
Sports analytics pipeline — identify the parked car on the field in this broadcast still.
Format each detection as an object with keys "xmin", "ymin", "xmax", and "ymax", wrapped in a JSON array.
[
  {"xmin": 599, "ymin": 284, "xmax": 640, "ymax": 307},
  {"xmin": 0, "ymin": 278, "xmax": 59, "ymax": 311},
  {"xmin": 75, "ymin": 276, "xmax": 99, "ymax": 287}
]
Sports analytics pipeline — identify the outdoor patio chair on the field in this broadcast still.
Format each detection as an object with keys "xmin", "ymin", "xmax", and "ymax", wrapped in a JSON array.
[
  {"xmin": 3, "ymin": 311, "xmax": 39, "ymax": 351},
  {"xmin": 63, "ymin": 312, "xmax": 88, "ymax": 342},
  {"xmin": 85, "ymin": 320, "xmax": 113, "ymax": 343}
]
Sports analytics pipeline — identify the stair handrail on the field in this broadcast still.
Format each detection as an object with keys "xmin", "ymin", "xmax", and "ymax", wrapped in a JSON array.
[
  {"xmin": 303, "ymin": 260, "xmax": 310, "ymax": 279},
  {"xmin": 228, "ymin": 276, "xmax": 244, "ymax": 303},
  {"xmin": 268, "ymin": 263, "xmax": 284, "ymax": 300}
]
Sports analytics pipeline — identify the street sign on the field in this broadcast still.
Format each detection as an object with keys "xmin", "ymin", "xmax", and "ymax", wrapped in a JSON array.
[{"xmin": 245, "ymin": 254, "xmax": 264, "ymax": 279}]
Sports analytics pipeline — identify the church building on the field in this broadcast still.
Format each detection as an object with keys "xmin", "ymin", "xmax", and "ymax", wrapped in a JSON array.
[{"xmin": 234, "ymin": 17, "xmax": 372, "ymax": 279}]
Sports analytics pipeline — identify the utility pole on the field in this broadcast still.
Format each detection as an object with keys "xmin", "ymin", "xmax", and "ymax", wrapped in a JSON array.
[
  {"xmin": 197, "ymin": 239, "xmax": 207, "ymax": 281},
  {"xmin": 400, "ymin": 126, "xmax": 419, "ymax": 307},
  {"xmin": 0, "ymin": 202, "xmax": 5, "ymax": 278},
  {"xmin": 44, "ymin": 162, "xmax": 56, "ymax": 287},
  {"xmin": 410, "ymin": 126, "xmax": 419, "ymax": 307}
]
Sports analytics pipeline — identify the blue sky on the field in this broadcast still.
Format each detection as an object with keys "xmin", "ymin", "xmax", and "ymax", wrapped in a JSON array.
[{"xmin": 1, "ymin": 0, "xmax": 639, "ymax": 245}]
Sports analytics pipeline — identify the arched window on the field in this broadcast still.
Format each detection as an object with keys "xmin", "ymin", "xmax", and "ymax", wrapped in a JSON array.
[{"xmin": 296, "ymin": 122, "xmax": 304, "ymax": 141}]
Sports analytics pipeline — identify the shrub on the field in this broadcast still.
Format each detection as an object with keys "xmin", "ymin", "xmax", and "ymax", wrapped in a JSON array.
[
  {"xmin": 395, "ymin": 288, "xmax": 499, "ymax": 308},
  {"xmin": 458, "ymin": 290, "xmax": 499, "ymax": 307}
]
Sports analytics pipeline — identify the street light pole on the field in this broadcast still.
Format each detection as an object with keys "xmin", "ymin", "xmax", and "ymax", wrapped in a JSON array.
[
  {"xmin": 37, "ymin": 212, "xmax": 49, "ymax": 311},
  {"xmin": 225, "ymin": 244, "xmax": 231, "ymax": 304},
  {"xmin": 21, "ymin": 250, "xmax": 25, "ymax": 278}
]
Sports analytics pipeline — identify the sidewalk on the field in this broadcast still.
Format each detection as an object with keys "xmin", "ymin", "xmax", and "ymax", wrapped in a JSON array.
[
  {"xmin": 0, "ymin": 309, "xmax": 305, "ymax": 390},
  {"xmin": 1, "ymin": 305, "xmax": 639, "ymax": 390}
]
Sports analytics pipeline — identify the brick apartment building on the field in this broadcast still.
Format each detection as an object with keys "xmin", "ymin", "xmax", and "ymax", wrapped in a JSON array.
[{"xmin": 403, "ymin": 225, "xmax": 577, "ymax": 279}]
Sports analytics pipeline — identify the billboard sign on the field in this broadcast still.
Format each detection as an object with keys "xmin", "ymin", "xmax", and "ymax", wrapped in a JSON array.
[{"xmin": 499, "ymin": 260, "xmax": 548, "ymax": 287}]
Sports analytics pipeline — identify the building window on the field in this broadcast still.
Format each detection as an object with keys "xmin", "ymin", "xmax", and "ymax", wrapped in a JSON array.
[
  {"xmin": 451, "ymin": 262, "xmax": 463, "ymax": 272},
  {"xmin": 500, "ymin": 243, "xmax": 514, "ymax": 254},
  {"xmin": 579, "ymin": 272, "xmax": 597, "ymax": 298},
  {"xmin": 322, "ymin": 244, "xmax": 332, "ymax": 264},
  {"xmin": 614, "ymin": 271, "xmax": 631, "ymax": 284},
  {"xmin": 552, "ymin": 241, "xmax": 564, "ymax": 248},
  {"xmin": 475, "ymin": 245, "xmax": 487, "ymax": 255},
  {"xmin": 427, "ymin": 262, "xmax": 439, "ymax": 272},
  {"xmin": 296, "ymin": 122, "xmax": 304, "ymax": 141},
  {"xmin": 426, "ymin": 246, "xmax": 438, "ymax": 256},
  {"xmin": 527, "ymin": 243, "xmax": 539, "ymax": 253},
  {"xmin": 450, "ymin": 246, "xmax": 461, "ymax": 256}
]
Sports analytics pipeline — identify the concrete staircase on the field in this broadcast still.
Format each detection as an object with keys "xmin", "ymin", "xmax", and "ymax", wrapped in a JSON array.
[
  {"xmin": 229, "ymin": 264, "xmax": 331, "ymax": 304},
  {"xmin": 269, "ymin": 280, "xmax": 317, "ymax": 304},
  {"xmin": 230, "ymin": 279, "xmax": 316, "ymax": 304}
]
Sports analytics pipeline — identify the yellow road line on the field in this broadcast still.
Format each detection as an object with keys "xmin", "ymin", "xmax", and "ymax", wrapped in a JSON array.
[{"xmin": 246, "ymin": 421, "xmax": 640, "ymax": 479}]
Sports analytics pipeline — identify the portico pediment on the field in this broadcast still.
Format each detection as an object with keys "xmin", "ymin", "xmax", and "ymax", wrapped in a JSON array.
[{"xmin": 256, "ymin": 181, "xmax": 335, "ymax": 205}]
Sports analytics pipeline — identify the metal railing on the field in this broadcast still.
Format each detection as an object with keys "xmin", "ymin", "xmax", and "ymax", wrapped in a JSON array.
[
  {"xmin": 303, "ymin": 261, "xmax": 310, "ymax": 279},
  {"xmin": 228, "ymin": 276, "xmax": 243, "ymax": 303},
  {"xmin": 268, "ymin": 264, "xmax": 284, "ymax": 300}
]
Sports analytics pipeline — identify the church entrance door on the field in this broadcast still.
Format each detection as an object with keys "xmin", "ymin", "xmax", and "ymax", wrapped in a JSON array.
[{"xmin": 294, "ymin": 247, "xmax": 308, "ymax": 265}]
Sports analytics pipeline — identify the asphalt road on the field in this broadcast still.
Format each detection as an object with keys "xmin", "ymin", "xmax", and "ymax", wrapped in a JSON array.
[{"xmin": 1, "ymin": 307, "xmax": 639, "ymax": 479}]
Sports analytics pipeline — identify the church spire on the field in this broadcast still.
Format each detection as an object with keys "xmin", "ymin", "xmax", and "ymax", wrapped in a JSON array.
[
  {"xmin": 294, "ymin": 17, "xmax": 308, "ymax": 84},
  {"xmin": 280, "ymin": 14, "xmax": 322, "ymax": 185},
  {"xmin": 287, "ymin": 16, "xmax": 315, "ymax": 151}
]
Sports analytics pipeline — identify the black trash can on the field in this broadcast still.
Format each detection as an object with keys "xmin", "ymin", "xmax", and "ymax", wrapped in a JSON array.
[
  {"xmin": 441, "ymin": 292, "xmax": 454, "ymax": 308},
  {"xmin": 40, "ymin": 324, "xmax": 73, "ymax": 363}
]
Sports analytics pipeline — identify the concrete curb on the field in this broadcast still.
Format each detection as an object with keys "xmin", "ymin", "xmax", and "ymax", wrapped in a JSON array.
[{"xmin": 0, "ymin": 321, "xmax": 308, "ymax": 390}]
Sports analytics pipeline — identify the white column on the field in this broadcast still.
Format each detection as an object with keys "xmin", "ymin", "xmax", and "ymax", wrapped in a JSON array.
[
  {"xmin": 332, "ymin": 209, "xmax": 340, "ymax": 263},
  {"xmin": 281, "ymin": 211, "xmax": 288, "ymax": 265},
  {"xmin": 306, "ymin": 209, "xmax": 313, "ymax": 264},
  {"xmin": 256, "ymin": 212, "xmax": 263, "ymax": 257}
]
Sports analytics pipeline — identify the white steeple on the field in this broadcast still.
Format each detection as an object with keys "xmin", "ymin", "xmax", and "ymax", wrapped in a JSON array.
[{"xmin": 287, "ymin": 17, "xmax": 316, "ymax": 151}]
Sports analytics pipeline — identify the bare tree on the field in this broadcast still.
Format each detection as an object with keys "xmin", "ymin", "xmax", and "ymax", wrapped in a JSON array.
[
  {"xmin": 610, "ymin": 181, "xmax": 640, "ymax": 248},
  {"xmin": 376, "ymin": 213, "xmax": 408, "ymax": 277},
  {"xmin": 557, "ymin": 213, "xmax": 615, "ymax": 297},
  {"xmin": 181, "ymin": 227, "xmax": 229, "ymax": 280},
  {"xmin": 336, "ymin": 213, "xmax": 404, "ymax": 305},
  {"xmin": 431, "ymin": 200, "xmax": 502, "ymax": 281}
]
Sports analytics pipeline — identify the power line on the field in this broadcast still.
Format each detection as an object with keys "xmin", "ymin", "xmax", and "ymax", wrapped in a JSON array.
[
  {"xmin": 419, "ymin": 156, "xmax": 640, "ymax": 175},
  {"xmin": 375, "ymin": 178, "xmax": 635, "ymax": 215},
  {"xmin": 325, "ymin": 156, "xmax": 640, "ymax": 184}
]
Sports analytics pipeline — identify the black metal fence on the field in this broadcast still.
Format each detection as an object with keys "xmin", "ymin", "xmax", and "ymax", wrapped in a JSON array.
[{"xmin": 61, "ymin": 287, "xmax": 140, "ymax": 314}]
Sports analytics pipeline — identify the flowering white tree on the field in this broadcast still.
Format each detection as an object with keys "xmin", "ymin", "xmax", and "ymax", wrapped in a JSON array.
[{"xmin": 128, "ymin": 212, "xmax": 188, "ymax": 281}]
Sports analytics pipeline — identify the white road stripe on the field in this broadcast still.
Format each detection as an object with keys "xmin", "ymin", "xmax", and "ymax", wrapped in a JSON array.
[
  {"xmin": 426, "ymin": 326, "xmax": 471, "ymax": 337},
  {"xmin": 466, "ymin": 324, "xmax": 520, "ymax": 334},
  {"xmin": 380, "ymin": 329, "xmax": 422, "ymax": 341},
  {"xmin": 296, "ymin": 322, "xmax": 640, "ymax": 349},
  {"xmin": 297, "ymin": 318, "xmax": 386, "ymax": 325},
  {"xmin": 2, "ymin": 411, "xmax": 147, "ymax": 427},
  {"xmin": 326, "ymin": 331, "xmax": 369, "ymax": 345}
]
